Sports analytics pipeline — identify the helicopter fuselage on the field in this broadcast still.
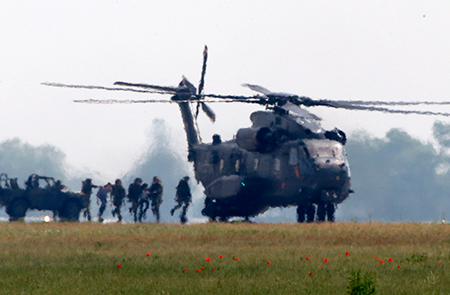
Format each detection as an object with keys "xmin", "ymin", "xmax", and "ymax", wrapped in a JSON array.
[
  {"xmin": 193, "ymin": 136, "xmax": 351, "ymax": 219},
  {"xmin": 174, "ymin": 96, "xmax": 353, "ymax": 220}
]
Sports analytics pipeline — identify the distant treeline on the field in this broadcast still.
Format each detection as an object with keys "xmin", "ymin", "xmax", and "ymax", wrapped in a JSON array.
[
  {"xmin": 339, "ymin": 121, "xmax": 450, "ymax": 222},
  {"xmin": 2, "ymin": 120, "xmax": 450, "ymax": 222}
]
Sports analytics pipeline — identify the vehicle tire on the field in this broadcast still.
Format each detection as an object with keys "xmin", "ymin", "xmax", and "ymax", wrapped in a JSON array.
[
  {"xmin": 218, "ymin": 215, "xmax": 229, "ymax": 222},
  {"xmin": 306, "ymin": 203, "xmax": 316, "ymax": 223},
  {"xmin": 7, "ymin": 199, "xmax": 28, "ymax": 221},
  {"xmin": 60, "ymin": 200, "xmax": 82, "ymax": 222}
]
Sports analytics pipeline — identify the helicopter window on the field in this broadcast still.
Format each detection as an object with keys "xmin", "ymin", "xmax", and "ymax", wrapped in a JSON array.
[
  {"xmin": 289, "ymin": 148, "xmax": 298, "ymax": 165},
  {"xmin": 235, "ymin": 160, "xmax": 240, "ymax": 173},
  {"xmin": 274, "ymin": 158, "xmax": 281, "ymax": 172},
  {"xmin": 254, "ymin": 158, "xmax": 259, "ymax": 171}
]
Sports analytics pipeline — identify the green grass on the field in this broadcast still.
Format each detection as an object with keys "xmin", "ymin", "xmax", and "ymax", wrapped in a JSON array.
[{"xmin": 0, "ymin": 222, "xmax": 449, "ymax": 294}]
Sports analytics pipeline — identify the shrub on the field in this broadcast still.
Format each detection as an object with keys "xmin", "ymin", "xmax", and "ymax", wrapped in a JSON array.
[{"xmin": 347, "ymin": 269, "xmax": 377, "ymax": 295}]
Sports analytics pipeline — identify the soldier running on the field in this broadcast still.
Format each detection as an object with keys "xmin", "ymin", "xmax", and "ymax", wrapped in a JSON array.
[
  {"xmin": 137, "ymin": 183, "xmax": 150, "ymax": 222},
  {"xmin": 81, "ymin": 178, "xmax": 99, "ymax": 221},
  {"xmin": 149, "ymin": 176, "xmax": 163, "ymax": 222},
  {"xmin": 111, "ymin": 179, "xmax": 126, "ymax": 222},
  {"xmin": 170, "ymin": 176, "xmax": 191, "ymax": 224},
  {"xmin": 128, "ymin": 178, "xmax": 143, "ymax": 223},
  {"xmin": 97, "ymin": 182, "xmax": 112, "ymax": 223}
]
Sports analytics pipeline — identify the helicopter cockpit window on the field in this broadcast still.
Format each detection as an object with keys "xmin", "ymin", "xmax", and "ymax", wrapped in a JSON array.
[
  {"xmin": 289, "ymin": 148, "xmax": 298, "ymax": 165},
  {"xmin": 307, "ymin": 146, "xmax": 333, "ymax": 158}
]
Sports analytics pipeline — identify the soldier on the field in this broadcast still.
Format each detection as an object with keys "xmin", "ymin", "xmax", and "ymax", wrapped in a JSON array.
[
  {"xmin": 111, "ymin": 179, "xmax": 126, "ymax": 222},
  {"xmin": 128, "ymin": 178, "xmax": 143, "ymax": 223},
  {"xmin": 137, "ymin": 183, "xmax": 150, "ymax": 222},
  {"xmin": 55, "ymin": 180, "xmax": 65, "ymax": 191},
  {"xmin": 170, "ymin": 176, "xmax": 192, "ymax": 224},
  {"xmin": 149, "ymin": 176, "xmax": 164, "ymax": 222},
  {"xmin": 81, "ymin": 178, "xmax": 99, "ymax": 221},
  {"xmin": 97, "ymin": 182, "xmax": 112, "ymax": 223}
]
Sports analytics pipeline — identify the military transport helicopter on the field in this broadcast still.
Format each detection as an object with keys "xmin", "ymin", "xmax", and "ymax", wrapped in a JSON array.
[{"xmin": 43, "ymin": 46, "xmax": 450, "ymax": 222}]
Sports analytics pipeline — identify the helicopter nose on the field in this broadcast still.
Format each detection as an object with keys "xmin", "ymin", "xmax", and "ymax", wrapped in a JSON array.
[{"xmin": 314, "ymin": 157, "xmax": 350, "ymax": 182}]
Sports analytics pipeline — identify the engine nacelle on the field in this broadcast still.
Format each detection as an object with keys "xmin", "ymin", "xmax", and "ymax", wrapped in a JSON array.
[{"xmin": 236, "ymin": 127, "xmax": 275, "ymax": 152}]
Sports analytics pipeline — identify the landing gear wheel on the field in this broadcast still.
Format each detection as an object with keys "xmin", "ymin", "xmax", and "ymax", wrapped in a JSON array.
[
  {"xmin": 60, "ymin": 200, "xmax": 81, "ymax": 222},
  {"xmin": 326, "ymin": 203, "xmax": 336, "ymax": 222},
  {"xmin": 306, "ymin": 204, "xmax": 316, "ymax": 223},
  {"xmin": 7, "ymin": 199, "xmax": 28, "ymax": 221}
]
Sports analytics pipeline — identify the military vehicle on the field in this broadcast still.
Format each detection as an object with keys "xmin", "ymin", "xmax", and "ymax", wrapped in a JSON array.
[
  {"xmin": 43, "ymin": 46, "xmax": 450, "ymax": 222},
  {"xmin": 0, "ymin": 173, "xmax": 86, "ymax": 221}
]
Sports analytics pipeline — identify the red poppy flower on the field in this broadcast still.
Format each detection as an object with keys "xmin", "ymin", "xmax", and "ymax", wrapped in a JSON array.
[
  {"xmin": 345, "ymin": 251, "xmax": 349, "ymax": 256},
  {"xmin": 184, "ymin": 269, "xmax": 188, "ymax": 272},
  {"xmin": 374, "ymin": 256, "xmax": 379, "ymax": 261},
  {"xmin": 397, "ymin": 265, "xmax": 401, "ymax": 268},
  {"xmin": 439, "ymin": 262, "xmax": 443, "ymax": 265},
  {"xmin": 234, "ymin": 257, "xmax": 239, "ymax": 261},
  {"xmin": 323, "ymin": 258, "xmax": 328, "ymax": 263},
  {"xmin": 388, "ymin": 257, "xmax": 393, "ymax": 262},
  {"xmin": 196, "ymin": 269, "xmax": 201, "ymax": 273},
  {"xmin": 117, "ymin": 264, "xmax": 122, "ymax": 268},
  {"xmin": 212, "ymin": 268, "xmax": 216, "ymax": 271},
  {"xmin": 309, "ymin": 272, "xmax": 312, "ymax": 276},
  {"xmin": 267, "ymin": 261, "xmax": 271, "ymax": 265},
  {"xmin": 380, "ymin": 260, "xmax": 384, "ymax": 264},
  {"xmin": 219, "ymin": 255, "xmax": 223, "ymax": 259},
  {"xmin": 206, "ymin": 257, "xmax": 211, "ymax": 262},
  {"xmin": 146, "ymin": 253, "xmax": 150, "ymax": 257},
  {"xmin": 306, "ymin": 257, "xmax": 309, "ymax": 261}
]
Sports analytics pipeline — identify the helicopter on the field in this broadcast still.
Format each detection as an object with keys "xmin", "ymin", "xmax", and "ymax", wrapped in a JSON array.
[{"xmin": 43, "ymin": 46, "xmax": 450, "ymax": 222}]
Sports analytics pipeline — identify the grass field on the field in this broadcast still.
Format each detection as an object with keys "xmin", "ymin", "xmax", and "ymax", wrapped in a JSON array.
[{"xmin": 0, "ymin": 222, "xmax": 450, "ymax": 294}]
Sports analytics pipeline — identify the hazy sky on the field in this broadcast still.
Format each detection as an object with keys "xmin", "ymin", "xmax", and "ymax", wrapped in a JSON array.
[{"xmin": 1, "ymin": 1, "xmax": 450, "ymax": 181}]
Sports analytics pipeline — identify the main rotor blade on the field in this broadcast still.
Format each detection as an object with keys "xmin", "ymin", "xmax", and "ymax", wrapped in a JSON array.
[
  {"xmin": 198, "ymin": 45, "xmax": 208, "ymax": 95},
  {"xmin": 113, "ymin": 81, "xmax": 178, "ymax": 93},
  {"xmin": 73, "ymin": 98, "xmax": 264, "ymax": 104},
  {"xmin": 242, "ymin": 83, "xmax": 272, "ymax": 95},
  {"xmin": 287, "ymin": 96, "xmax": 450, "ymax": 116},
  {"xmin": 322, "ymin": 101, "xmax": 450, "ymax": 117},
  {"xmin": 74, "ymin": 99, "xmax": 176, "ymax": 104},
  {"xmin": 42, "ymin": 82, "xmax": 171, "ymax": 95},
  {"xmin": 334, "ymin": 100, "xmax": 450, "ymax": 106},
  {"xmin": 201, "ymin": 102, "xmax": 216, "ymax": 122}
]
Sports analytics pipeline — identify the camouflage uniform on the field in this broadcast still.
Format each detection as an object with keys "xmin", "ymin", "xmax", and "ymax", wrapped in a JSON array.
[
  {"xmin": 170, "ymin": 176, "xmax": 191, "ymax": 224},
  {"xmin": 97, "ymin": 183, "xmax": 112, "ymax": 223},
  {"xmin": 137, "ymin": 183, "xmax": 149, "ymax": 222},
  {"xmin": 149, "ymin": 177, "xmax": 163, "ymax": 222},
  {"xmin": 111, "ymin": 179, "xmax": 126, "ymax": 222},
  {"xmin": 128, "ymin": 178, "xmax": 143, "ymax": 223},
  {"xmin": 81, "ymin": 179, "xmax": 98, "ymax": 221}
]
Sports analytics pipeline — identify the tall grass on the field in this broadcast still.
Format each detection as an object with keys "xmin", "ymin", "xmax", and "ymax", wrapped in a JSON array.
[{"xmin": 0, "ymin": 222, "xmax": 449, "ymax": 294}]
